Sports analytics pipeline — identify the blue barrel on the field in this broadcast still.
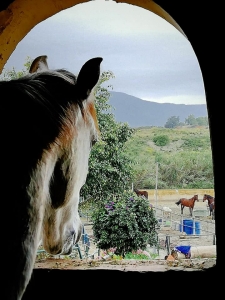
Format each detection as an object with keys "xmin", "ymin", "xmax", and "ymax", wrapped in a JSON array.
[
  {"xmin": 195, "ymin": 221, "xmax": 201, "ymax": 235},
  {"xmin": 180, "ymin": 219, "xmax": 193, "ymax": 234}
]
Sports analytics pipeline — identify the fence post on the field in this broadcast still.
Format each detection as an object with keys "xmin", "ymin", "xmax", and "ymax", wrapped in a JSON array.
[
  {"xmin": 193, "ymin": 216, "xmax": 195, "ymax": 234},
  {"xmin": 157, "ymin": 234, "xmax": 159, "ymax": 255},
  {"xmin": 165, "ymin": 235, "xmax": 170, "ymax": 255},
  {"xmin": 180, "ymin": 215, "xmax": 183, "ymax": 232},
  {"xmin": 75, "ymin": 243, "xmax": 83, "ymax": 259}
]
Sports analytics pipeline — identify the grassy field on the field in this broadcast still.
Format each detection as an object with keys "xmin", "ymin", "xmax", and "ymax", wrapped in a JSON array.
[{"xmin": 124, "ymin": 126, "xmax": 214, "ymax": 189}]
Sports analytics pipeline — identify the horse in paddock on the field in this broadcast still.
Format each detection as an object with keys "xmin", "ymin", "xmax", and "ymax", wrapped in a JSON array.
[
  {"xmin": 175, "ymin": 194, "xmax": 199, "ymax": 216},
  {"xmin": 134, "ymin": 188, "xmax": 148, "ymax": 199},
  {"xmin": 203, "ymin": 194, "xmax": 215, "ymax": 218},
  {"xmin": 1, "ymin": 55, "xmax": 102, "ymax": 300}
]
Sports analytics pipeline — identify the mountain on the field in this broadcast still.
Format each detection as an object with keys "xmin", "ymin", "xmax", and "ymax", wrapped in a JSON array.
[{"xmin": 108, "ymin": 91, "xmax": 208, "ymax": 128}]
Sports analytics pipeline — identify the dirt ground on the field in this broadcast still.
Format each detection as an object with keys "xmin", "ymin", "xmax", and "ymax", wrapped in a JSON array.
[
  {"xmin": 151, "ymin": 198, "xmax": 216, "ymax": 248},
  {"xmin": 35, "ymin": 198, "xmax": 217, "ymax": 271}
]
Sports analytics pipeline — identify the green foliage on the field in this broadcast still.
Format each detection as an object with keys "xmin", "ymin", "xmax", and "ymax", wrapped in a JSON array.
[
  {"xmin": 0, "ymin": 56, "xmax": 32, "ymax": 80},
  {"xmin": 182, "ymin": 135, "xmax": 210, "ymax": 150},
  {"xmin": 124, "ymin": 126, "xmax": 214, "ymax": 189},
  {"xmin": 164, "ymin": 116, "xmax": 180, "ymax": 128},
  {"xmin": 185, "ymin": 114, "xmax": 198, "ymax": 126},
  {"xmin": 124, "ymin": 250, "xmax": 153, "ymax": 259},
  {"xmin": 80, "ymin": 71, "xmax": 135, "ymax": 202},
  {"xmin": 164, "ymin": 115, "xmax": 208, "ymax": 128},
  {"xmin": 157, "ymin": 150, "xmax": 213, "ymax": 188},
  {"xmin": 99, "ymin": 247, "xmax": 156, "ymax": 260},
  {"xmin": 196, "ymin": 116, "xmax": 208, "ymax": 126},
  {"xmin": 91, "ymin": 191, "xmax": 158, "ymax": 257},
  {"xmin": 185, "ymin": 114, "xmax": 208, "ymax": 126},
  {"xmin": 153, "ymin": 134, "xmax": 169, "ymax": 146}
]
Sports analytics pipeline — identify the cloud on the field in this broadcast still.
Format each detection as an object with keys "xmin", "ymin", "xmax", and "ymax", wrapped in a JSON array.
[{"xmin": 4, "ymin": 0, "xmax": 206, "ymax": 105}]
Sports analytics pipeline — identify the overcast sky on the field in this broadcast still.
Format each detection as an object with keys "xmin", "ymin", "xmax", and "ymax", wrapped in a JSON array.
[{"xmin": 4, "ymin": 0, "xmax": 206, "ymax": 105}]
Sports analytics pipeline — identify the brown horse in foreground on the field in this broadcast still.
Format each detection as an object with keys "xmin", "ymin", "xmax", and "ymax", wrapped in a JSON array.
[
  {"xmin": 203, "ymin": 194, "xmax": 215, "ymax": 219},
  {"xmin": 175, "ymin": 194, "xmax": 199, "ymax": 216},
  {"xmin": 134, "ymin": 189, "xmax": 148, "ymax": 199}
]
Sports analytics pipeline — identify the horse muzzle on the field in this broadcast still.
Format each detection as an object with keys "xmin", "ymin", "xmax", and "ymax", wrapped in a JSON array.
[{"xmin": 60, "ymin": 226, "xmax": 82, "ymax": 255}]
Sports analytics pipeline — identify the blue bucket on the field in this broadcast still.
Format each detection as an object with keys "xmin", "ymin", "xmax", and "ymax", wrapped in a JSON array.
[
  {"xmin": 195, "ymin": 221, "xmax": 201, "ymax": 235},
  {"xmin": 180, "ymin": 219, "xmax": 193, "ymax": 235}
]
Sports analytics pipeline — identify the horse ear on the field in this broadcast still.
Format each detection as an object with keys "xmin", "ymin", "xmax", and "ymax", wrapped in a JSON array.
[
  {"xmin": 76, "ymin": 57, "xmax": 103, "ymax": 99},
  {"xmin": 29, "ymin": 55, "xmax": 49, "ymax": 73}
]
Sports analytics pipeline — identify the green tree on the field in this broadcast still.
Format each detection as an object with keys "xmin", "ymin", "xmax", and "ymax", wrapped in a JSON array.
[
  {"xmin": 80, "ymin": 71, "xmax": 135, "ymax": 203},
  {"xmin": 164, "ymin": 116, "xmax": 180, "ymax": 128},
  {"xmin": 185, "ymin": 114, "xmax": 197, "ymax": 126},
  {"xmin": 91, "ymin": 190, "xmax": 158, "ymax": 257},
  {"xmin": 196, "ymin": 116, "xmax": 208, "ymax": 126}
]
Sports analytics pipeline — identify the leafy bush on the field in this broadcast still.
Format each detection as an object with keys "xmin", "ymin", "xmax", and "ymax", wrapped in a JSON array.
[
  {"xmin": 153, "ymin": 135, "xmax": 169, "ymax": 146},
  {"xmin": 182, "ymin": 136, "xmax": 210, "ymax": 150},
  {"xmin": 91, "ymin": 191, "xmax": 158, "ymax": 257}
]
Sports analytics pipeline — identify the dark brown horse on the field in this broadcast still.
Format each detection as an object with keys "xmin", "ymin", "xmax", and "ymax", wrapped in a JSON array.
[
  {"xmin": 175, "ymin": 194, "xmax": 198, "ymax": 216},
  {"xmin": 203, "ymin": 194, "xmax": 215, "ymax": 219},
  {"xmin": 134, "ymin": 189, "xmax": 148, "ymax": 199}
]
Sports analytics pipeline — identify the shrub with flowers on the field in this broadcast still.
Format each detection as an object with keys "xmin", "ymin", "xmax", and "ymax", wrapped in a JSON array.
[{"xmin": 91, "ymin": 190, "xmax": 158, "ymax": 257}]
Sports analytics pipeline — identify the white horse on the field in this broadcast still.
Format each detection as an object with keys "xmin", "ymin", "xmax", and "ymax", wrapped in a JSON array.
[{"xmin": 1, "ymin": 55, "xmax": 102, "ymax": 299}]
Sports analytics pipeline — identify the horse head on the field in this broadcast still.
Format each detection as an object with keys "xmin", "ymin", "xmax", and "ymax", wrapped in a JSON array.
[
  {"xmin": 2, "ymin": 55, "xmax": 102, "ymax": 299},
  {"xmin": 34, "ymin": 56, "xmax": 102, "ymax": 256},
  {"xmin": 194, "ymin": 194, "xmax": 199, "ymax": 201},
  {"xmin": 203, "ymin": 194, "xmax": 207, "ymax": 202}
]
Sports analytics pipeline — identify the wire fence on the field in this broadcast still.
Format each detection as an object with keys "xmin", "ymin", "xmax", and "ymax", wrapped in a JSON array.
[
  {"xmin": 37, "ymin": 205, "xmax": 216, "ymax": 260},
  {"xmin": 152, "ymin": 206, "xmax": 216, "ymax": 256}
]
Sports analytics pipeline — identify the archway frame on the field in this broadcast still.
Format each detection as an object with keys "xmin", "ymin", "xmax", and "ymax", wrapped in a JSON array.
[
  {"xmin": 0, "ymin": 0, "xmax": 186, "ymax": 72},
  {"xmin": 0, "ymin": 0, "xmax": 218, "ymax": 252}
]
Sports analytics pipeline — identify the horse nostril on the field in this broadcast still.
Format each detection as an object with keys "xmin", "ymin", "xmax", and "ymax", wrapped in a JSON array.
[{"xmin": 71, "ymin": 230, "xmax": 75, "ymax": 236}]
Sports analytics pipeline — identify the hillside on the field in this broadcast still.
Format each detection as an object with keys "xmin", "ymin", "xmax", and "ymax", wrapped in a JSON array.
[
  {"xmin": 124, "ymin": 126, "xmax": 214, "ymax": 189},
  {"xmin": 109, "ymin": 91, "xmax": 208, "ymax": 128}
]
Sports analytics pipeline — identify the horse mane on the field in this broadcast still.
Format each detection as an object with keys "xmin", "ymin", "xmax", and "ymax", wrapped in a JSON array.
[
  {"xmin": 1, "ymin": 69, "xmax": 86, "ymax": 174},
  {"xmin": 204, "ymin": 194, "xmax": 214, "ymax": 201},
  {"xmin": 1, "ymin": 69, "xmax": 80, "ymax": 127}
]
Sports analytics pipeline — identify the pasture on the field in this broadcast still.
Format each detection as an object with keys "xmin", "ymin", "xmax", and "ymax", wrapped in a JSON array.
[{"xmin": 124, "ymin": 126, "xmax": 214, "ymax": 190}]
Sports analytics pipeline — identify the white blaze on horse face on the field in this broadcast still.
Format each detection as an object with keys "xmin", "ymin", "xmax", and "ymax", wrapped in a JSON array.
[{"xmin": 41, "ymin": 95, "xmax": 98, "ymax": 255}]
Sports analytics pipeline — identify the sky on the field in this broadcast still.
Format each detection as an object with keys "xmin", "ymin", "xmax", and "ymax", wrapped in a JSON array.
[{"xmin": 3, "ymin": 0, "xmax": 206, "ymax": 105}]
